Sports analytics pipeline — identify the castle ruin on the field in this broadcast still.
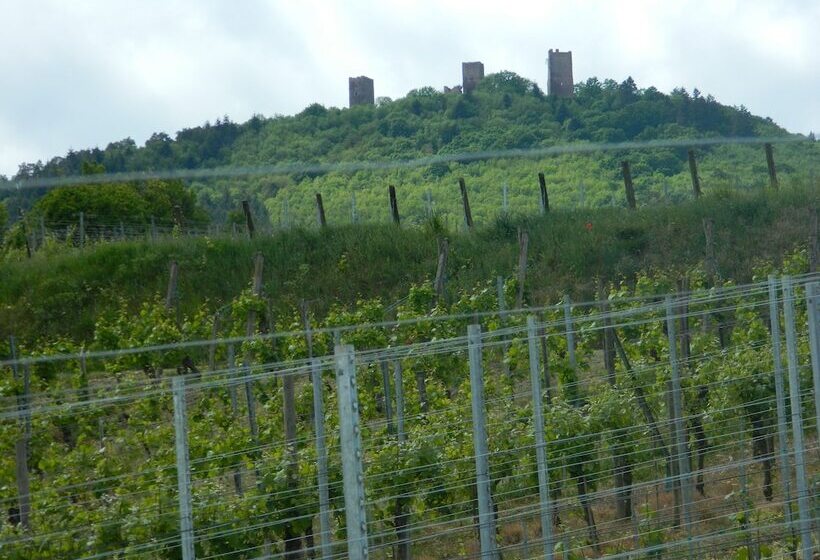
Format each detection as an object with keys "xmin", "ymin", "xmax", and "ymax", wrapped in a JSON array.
[
  {"xmin": 349, "ymin": 76, "xmax": 374, "ymax": 107},
  {"xmin": 547, "ymin": 50, "xmax": 573, "ymax": 97},
  {"xmin": 461, "ymin": 62, "xmax": 484, "ymax": 94}
]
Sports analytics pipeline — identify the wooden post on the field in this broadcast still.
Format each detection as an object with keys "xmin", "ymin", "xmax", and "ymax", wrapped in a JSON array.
[
  {"xmin": 165, "ymin": 261, "xmax": 179, "ymax": 311},
  {"xmin": 810, "ymin": 207, "xmax": 818, "ymax": 273},
  {"xmin": 243, "ymin": 253, "xmax": 264, "ymax": 494},
  {"xmin": 79, "ymin": 211, "xmax": 85, "ymax": 247},
  {"xmin": 10, "ymin": 338, "xmax": 31, "ymax": 531},
  {"xmin": 538, "ymin": 172, "xmax": 549, "ymax": 214},
  {"xmin": 282, "ymin": 367, "xmax": 301, "ymax": 556},
  {"xmin": 458, "ymin": 177, "xmax": 473, "ymax": 228},
  {"xmin": 516, "ymin": 229, "xmax": 529, "ymax": 309},
  {"xmin": 242, "ymin": 200, "xmax": 256, "ymax": 239},
  {"xmin": 18, "ymin": 210, "xmax": 32, "ymax": 258},
  {"xmin": 150, "ymin": 215, "xmax": 157, "ymax": 242},
  {"xmin": 315, "ymin": 193, "xmax": 327, "ymax": 227},
  {"xmin": 388, "ymin": 185, "xmax": 400, "ymax": 225},
  {"xmin": 434, "ymin": 238, "xmax": 449, "ymax": 303},
  {"xmin": 687, "ymin": 150, "xmax": 702, "ymax": 198},
  {"xmin": 173, "ymin": 205, "xmax": 184, "ymax": 230},
  {"xmin": 702, "ymin": 219, "xmax": 717, "ymax": 283},
  {"xmin": 38, "ymin": 216, "xmax": 45, "ymax": 248},
  {"xmin": 598, "ymin": 284, "xmax": 616, "ymax": 387},
  {"xmin": 764, "ymin": 143, "xmax": 778, "ymax": 190},
  {"xmin": 621, "ymin": 161, "xmax": 637, "ymax": 210},
  {"xmin": 208, "ymin": 314, "xmax": 220, "ymax": 372}
]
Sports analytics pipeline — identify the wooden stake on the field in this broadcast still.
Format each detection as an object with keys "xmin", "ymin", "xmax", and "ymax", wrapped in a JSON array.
[
  {"xmin": 458, "ymin": 177, "xmax": 473, "ymax": 228},
  {"xmin": 165, "ymin": 261, "xmax": 179, "ymax": 311},
  {"xmin": 18, "ymin": 210, "xmax": 31, "ymax": 258},
  {"xmin": 9, "ymin": 338, "xmax": 31, "ymax": 531},
  {"xmin": 687, "ymin": 150, "xmax": 702, "ymax": 198},
  {"xmin": 434, "ymin": 238, "xmax": 449, "ymax": 302},
  {"xmin": 79, "ymin": 211, "xmax": 85, "ymax": 247},
  {"xmin": 764, "ymin": 143, "xmax": 778, "ymax": 190},
  {"xmin": 389, "ymin": 185, "xmax": 400, "ymax": 225},
  {"xmin": 702, "ymin": 218, "xmax": 718, "ymax": 283},
  {"xmin": 315, "ymin": 193, "xmax": 327, "ymax": 227},
  {"xmin": 621, "ymin": 161, "xmax": 637, "ymax": 210},
  {"xmin": 810, "ymin": 207, "xmax": 818, "ymax": 273},
  {"xmin": 598, "ymin": 284, "xmax": 616, "ymax": 386},
  {"xmin": 173, "ymin": 205, "xmax": 184, "ymax": 230},
  {"xmin": 243, "ymin": 253, "xmax": 264, "ymax": 496},
  {"xmin": 516, "ymin": 229, "xmax": 529, "ymax": 309},
  {"xmin": 208, "ymin": 314, "xmax": 220, "ymax": 372},
  {"xmin": 242, "ymin": 200, "xmax": 255, "ymax": 239},
  {"xmin": 538, "ymin": 172, "xmax": 549, "ymax": 214}
]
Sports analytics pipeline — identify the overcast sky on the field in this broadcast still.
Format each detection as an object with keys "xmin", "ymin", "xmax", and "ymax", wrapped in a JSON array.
[{"xmin": 1, "ymin": 0, "xmax": 817, "ymax": 177}]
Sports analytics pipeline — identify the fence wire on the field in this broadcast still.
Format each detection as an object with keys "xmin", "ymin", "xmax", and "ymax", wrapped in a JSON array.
[{"xmin": 1, "ymin": 274, "xmax": 819, "ymax": 559}]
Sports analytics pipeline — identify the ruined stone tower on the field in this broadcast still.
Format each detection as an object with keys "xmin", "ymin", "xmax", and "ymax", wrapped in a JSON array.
[
  {"xmin": 349, "ymin": 76, "xmax": 374, "ymax": 107},
  {"xmin": 461, "ymin": 62, "xmax": 484, "ymax": 94},
  {"xmin": 547, "ymin": 50, "xmax": 573, "ymax": 97}
]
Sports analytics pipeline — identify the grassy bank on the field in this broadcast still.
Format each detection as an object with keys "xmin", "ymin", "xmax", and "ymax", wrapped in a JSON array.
[{"xmin": 0, "ymin": 184, "xmax": 816, "ymax": 343}]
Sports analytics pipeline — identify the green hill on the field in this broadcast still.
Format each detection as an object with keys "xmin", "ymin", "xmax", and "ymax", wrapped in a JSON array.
[{"xmin": 2, "ymin": 73, "xmax": 817, "ymax": 231}]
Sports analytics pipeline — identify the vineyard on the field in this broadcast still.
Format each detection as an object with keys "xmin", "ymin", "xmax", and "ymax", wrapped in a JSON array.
[{"xmin": 1, "ymin": 249, "xmax": 819, "ymax": 559}]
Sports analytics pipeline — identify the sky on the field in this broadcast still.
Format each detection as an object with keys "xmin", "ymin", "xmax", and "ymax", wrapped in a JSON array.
[{"xmin": 1, "ymin": 0, "xmax": 818, "ymax": 177}]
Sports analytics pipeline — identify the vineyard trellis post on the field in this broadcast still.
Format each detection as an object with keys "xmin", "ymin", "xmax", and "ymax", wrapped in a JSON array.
[
  {"xmin": 380, "ymin": 360, "xmax": 394, "ymax": 432},
  {"xmin": 10, "ymin": 336, "xmax": 31, "ymax": 531},
  {"xmin": 316, "ymin": 193, "xmax": 327, "ymax": 228},
  {"xmin": 310, "ymin": 357, "xmax": 333, "ymax": 560},
  {"xmin": 172, "ymin": 376, "xmax": 195, "ymax": 560},
  {"xmin": 226, "ymin": 343, "xmax": 243, "ymax": 496},
  {"xmin": 459, "ymin": 177, "xmax": 474, "ymax": 229},
  {"xmin": 780, "ymin": 276, "xmax": 814, "ymax": 558},
  {"xmin": 393, "ymin": 360, "xmax": 406, "ymax": 442},
  {"xmin": 516, "ymin": 229, "xmax": 528, "ymax": 309},
  {"xmin": 563, "ymin": 295, "xmax": 577, "ymax": 369},
  {"xmin": 665, "ymin": 296, "xmax": 694, "ymax": 557},
  {"xmin": 765, "ymin": 143, "xmax": 778, "ymax": 190},
  {"xmin": 805, "ymin": 282, "xmax": 820, "ymax": 438},
  {"xmin": 621, "ymin": 161, "xmax": 637, "ymax": 210},
  {"xmin": 467, "ymin": 324, "xmax": 498, "ymax": 559},
  {"xmin": 351, "ymin": 192, "xmax": 358, "ymax": 224},
  {"xmin": 527, "ymin": 316, "xmax": 554, "ymax": 560},
  {"xmin": 242, "ymin": 200, "xmax": 255, "ymax": 239},
  {"xmin": 538, "ymin": 172, "xmax": 549, "ymax": 214},
  {"xmin": 335, "ymin": 344, "xmax": 368, "ymax": 560},
  {"xmin": 766, "ymin": 276, "xmax": 795, "ymax": 543},
  {"xmin": 687, "ymin": 149, "xmax": 702, "ymax": 198},
  {"xmin": 389, "ymin": 185, "xmax": 400, "ymax": 225}
]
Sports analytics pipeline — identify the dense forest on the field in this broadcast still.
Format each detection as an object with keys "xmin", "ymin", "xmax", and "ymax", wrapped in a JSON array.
[{"xmin": 0, "ymin": 72, "xmax": 817, "ymax": 236}]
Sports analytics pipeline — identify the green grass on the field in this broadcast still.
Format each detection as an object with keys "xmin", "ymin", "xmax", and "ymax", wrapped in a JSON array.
[{"xmin": 0, "ymin": 184, "xmax": 816, "ymax": 343}]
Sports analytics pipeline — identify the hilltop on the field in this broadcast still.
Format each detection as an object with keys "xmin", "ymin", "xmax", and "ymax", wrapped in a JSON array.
[{"xmin": 1, "ymin": 72, "xmax": 817, "ymax": 230}]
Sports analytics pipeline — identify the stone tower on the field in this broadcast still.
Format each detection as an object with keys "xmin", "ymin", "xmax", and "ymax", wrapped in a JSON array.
[
  {"xmin": 349, "ymin": 76, "xmax": 374, "ymax": 107},
  {"xmin": 547, "ymin": 50, "xmax": 573, "ymax": 97},
  {"xmin": 462, "ymin": 61, "xmax": 484, "ymax": 94}
]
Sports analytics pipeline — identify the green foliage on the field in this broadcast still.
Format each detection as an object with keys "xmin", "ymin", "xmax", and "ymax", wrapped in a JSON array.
[
  {"xmin": 31, "ymin": 179, "xmax": 207, "ymax": 228},
  {"xmin": 5, "ymin": 71, "xmax": 817, "ymax": 231}
]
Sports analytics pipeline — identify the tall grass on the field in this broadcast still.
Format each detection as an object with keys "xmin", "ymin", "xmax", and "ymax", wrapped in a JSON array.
[{"xmin": 0, "ymin": 184, "xmax": 816, "ymax": 342}]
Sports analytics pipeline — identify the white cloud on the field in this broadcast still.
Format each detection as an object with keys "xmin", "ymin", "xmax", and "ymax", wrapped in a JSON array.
[{"xmin": 0, "ymin": 0, "xmax": 817, "ymax": 176}]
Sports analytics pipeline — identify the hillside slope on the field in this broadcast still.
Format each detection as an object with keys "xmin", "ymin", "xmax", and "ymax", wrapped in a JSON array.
[{"xmin": 0, "ymin": 185, "xmax": 816, "ymax": 343}]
